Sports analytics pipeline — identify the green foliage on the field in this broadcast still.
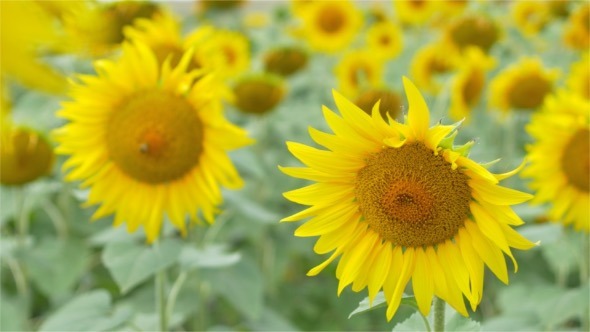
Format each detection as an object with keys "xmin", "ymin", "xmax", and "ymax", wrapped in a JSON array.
[{"xmin": 101, "ymin": 239, "xmax": 183, "ymax": 294}]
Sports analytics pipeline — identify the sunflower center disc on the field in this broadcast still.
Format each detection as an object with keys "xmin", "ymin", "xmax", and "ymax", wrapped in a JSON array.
[
  {"xmin": 508, "ymin": 74, "xmax": 552, "ymax": 109},
  {"xmin": 318, "ymin": 5, "xmax": 345, "ymax": 33},
  {"xmin": 462, "ymin": 70, "xmax": 485, "ymax": 106},
  {"xmin": 561, "ymin": 128, "xmax": 590, "ymax": 192},
  {"xmin": 355, "ymin": 142, "xmax": 472, "ymax": 247},
  {"xmin": 106, "ymin": 90, "xmax": 203, "ymax": 184}
]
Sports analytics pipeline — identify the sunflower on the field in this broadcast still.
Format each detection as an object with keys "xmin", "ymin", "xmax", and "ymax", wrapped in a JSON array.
[
  {"xmin": 335, "ymin": 50, "xmax": 384, "ymax": 98},
  {"xmin": 281, "ymin": 77, "xmax": 536, "ymax": 320},
  {"xmin": 567, "ymin": 54, "xmax": 590, "ymax": 100},
  {"xmin": 354, "ymin": 88, "xmax": 404, "ymax": 121},
  {"xmin": 60, "ymin": 1, "xmax": 160, "ymax": 57},
  {"xmin": 264, "ymin": 47, "xmax": 308, "ymax": 77},
  {"xmin": 511, "ymin": 1, "xmax": 550, "ymax": 36},
  {"xmin": 443, "ymin": 15, "xmax": 500, "ymax": 53},
  {"xmin": 0, "ymin": 1, "xmax": 66, "ymax": 94},
  {"xmin": 410, "ymin": 42, "xmax": 458, "ymax": 94},
  {"xmin": 394, "ymin": 0, "xmax": 437, "ymax": 27},
  {"xmin": 297, "ymin": 0, "xmax": 362, "ymax": 53},
  {"xmin": 366, "ymin": 21, "xmax": 403, "ymax": 60},
  {"xmin": 198, "ymin": 29, "xmax": 250, "ymax": 79},
  {"xmin": 233, "ymin": 73, "xmax": 286, "ymax": 115},
  {"xmin": 54, "ymin": 42, "xmax": 253, "ymax": 242},
  {"xmin": 522, "ymin": 91, "xmax": 590, "ymax": 232},
  {"xmin": 449, "ymin": 47, "xmax": 495, "ymax": 121},
  {"xmin": 124, "ymin": 12, "xmax": 188, "ymax": 68},
  {"xmin": 1, "ymin": 121, "xmax": 54, "ymax": 186},
  {"xmin": 489, "ymin": 57, "xmax": 559, "ymax": 112},
  {"xmin": 564, "ymin": 3, "xmax": 590, "ymax": 50}
]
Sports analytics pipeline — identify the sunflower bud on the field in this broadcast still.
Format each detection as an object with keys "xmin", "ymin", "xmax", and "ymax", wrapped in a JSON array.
[
  {"xmin": 233, "ymin": 74, "xmax": 286, "ymax": 115},
  {"xmin": 264, "ymin": 47, "xmax": 308, "ymax": 77},
  {"xmin": 1, "ymin": 126, "xmax": 54, "ymax": 186}
]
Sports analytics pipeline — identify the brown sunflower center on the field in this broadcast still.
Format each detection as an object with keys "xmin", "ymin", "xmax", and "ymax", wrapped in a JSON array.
[
  {"xmin": 106, "ymin": 90, "xmax": 203, "ymax": 184},
  {"xmin": 317, "ymin": 6, "xmax": 346, "ymax": 34},
  {"xmin": 379, "ymin": 34, "xmax": 391, "ymax": 46},
  {"xmin": 350, "ymin": 64, "xmax": 371, "ymax": 88},
  {"xmin": 507, "ymin": 74, "xmax": 552, "ymax": 109},
  {"xmin": 449, "ymin": 16, "xmax": 499, "ymax": 52},
  {"xmin": 462, "ymin": 70, "xmax": 485, "ymax": 106},
  {"xmin": 561, "ymin": 128, "xmax": 590, "ymax": 192},
  {"xmin": 355, "ymin": 142, "xmax": 472, "ymax": 247}
]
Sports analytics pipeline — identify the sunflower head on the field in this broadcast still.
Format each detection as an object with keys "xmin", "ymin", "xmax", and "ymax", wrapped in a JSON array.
[
  {"xmin": 298, "ymin": 0, "xmax": 362, "ymax": 53},
  {"xmin": 512, "ymin": 1, "xmax": 550, "ymax": 36},
  {"xmin": 567, "ymin": 54, "xmax": 590, "ymax": 100},
  {"xmin": 490, "ymin": 57, "xmax": 559, "ymax": 112},
  {"xmin": 394, "ymin": 0, "xmax": 437, "ymax": 27},
  {"xmin": 1, "ymin": 125, "xmax": 54, "ymax": 186},
  {"xmin": 366, "ymin": 21, "xmax": 403, "ymax": 60},
  {"xmin": 444, "ymin": 15, "xmax": 500, "ymax": 53},
  {"xmin": 281, "ymin": 76, "xmax": 535, "ymax": 321},
  {"xmin": 54, "ymin": 42, "xmax": 252, "ymax": 242},
  {"xmin": 61, "ymin": 1, "xmax": 161, "ymax": 57},
  {"xmin": 124, "ymin": 12, "xmax": 199, "ymax": 71},
  {"xmin": 410, "ymin": 42, "xmax": 459, "ymax": 94},
  {"xmin": 199, "ymin": 0, "xmax": 245, "ymax": 11},
  {"xmin": 196, "ymin": 29, "xmax": 251, "ymax": 79},
  {"xmin": 564, "ymin": 4, "xmax": 590, "ymax": 50},
  {"xmin": 233, "ymin": 73, "xmax": 286, "ymax": 115},
  {"xmin": 354, "ymin": 88, "xmax": 404, "ymax": 121},
  {"xmin": 449, "ymin": 47, "xmax": 496, "ymax": 121},
  {"xmin": 523, "ymin": 91, "xmax": 590, "ymax": 232},
  {"xmin": 335, "ymin": 50, "xmax": 384, "ymax": 97},
  {"xmin": 264, "ymin": 47, "xmax": 309, "ymax": 77}
]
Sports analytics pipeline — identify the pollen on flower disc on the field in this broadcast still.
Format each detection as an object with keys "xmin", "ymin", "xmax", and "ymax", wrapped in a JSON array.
[
  {"xmin": 106, "ymin": 90, "xmax": 203, "ymax": 184},
  {"xmin": 561, "ymin": 128, "xmax": 589, "ymax": 192},
  {"xmin": 355, "ymin": 142, "xmax": 471, "ymax": 247}
]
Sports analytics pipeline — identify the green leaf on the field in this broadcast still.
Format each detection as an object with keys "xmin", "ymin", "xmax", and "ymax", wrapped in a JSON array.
[
  {"xmin": 517, "ymin": 223, "xmax": 563, "ymax": 245},
  {"xmin": 481, "ymin": 313, "xmax": 540, "ymax": 331},
  {"xmin": 394, "ymin": 311, "xmax": 429, "ymax": 331},
  {"xmin": 101, "ymin": 239, "xmax": 182, "ymax": 294},
  {"xmin": 349, "ymin": 292, "xmax": 417, "ymax": 318},
  {"xmin": 21, "ymin": 237, "xmax": 91, "ymax": 299},
  {"xmin": 38, "ymin": 290, "xmax": 132, "ymax": 331},
  {"xmin": 0, "ymin": 296, "xmax": 27, "ymax": 331},
  {"xmin": 179, "ymin": 244, "xmax": 241, "ymax": 270},
  {"xmin": 202, "ymin": 258, "xmax": 264, "ymax": 320},
  {"xmin": 445, "ymin": 313, "xmax": 481, "ymax": 331},
  {"xmin": 540, "ymin": 282, "xmax": 590, "ymax": 329},
  {"xmin": 247, "ymin": 307, "xmax": 300, "ymax": 331}
]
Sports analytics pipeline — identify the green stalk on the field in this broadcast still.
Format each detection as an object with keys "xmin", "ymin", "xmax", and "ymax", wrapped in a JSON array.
[
  {"xmin": 433, "ymin": 297, "xmax": 446, "ymax": 332},
  {"xmin": 15, "ymin": 187, "xmax": 29, "ymax": 248},
  {"xmin": 166, "ymin": 271, "xmax": 187, "ymax": 323},
  {"xmin": 156, "ymin": 269, "xmax": 168, "ymax": 332}
]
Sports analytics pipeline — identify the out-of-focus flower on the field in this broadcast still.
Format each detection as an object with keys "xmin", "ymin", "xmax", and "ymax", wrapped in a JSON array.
[
  {"xmin": 564, "ymin": 3, "xmax": 590, "ymax": 51},
  {"xmin": 567, "ymin": 54, "xmax": 590, "ymax": 100},
  {"xmin": 335, "ymin": 50, "xmax": 384, "ymax": 97},
  {"xmin": 489, "ymin": 57, "xmax": 559, "ymax": 112},
  {"xmin": 394, "ymin": 0, "xmax": 437, "ymax": 27},
  {"xmin": 198, "ymin": 0, "xmax": 245, "ymax": 12},
  {"xmin": 1, "ymin": 1, "xmax": 67, "ymax": 94},
  {"xmin": 354, "ymin": 88, "xmax": 404, "ymax": 121},
  {"xmin": 233, "ymin": 73, "xmax": 286, "ymax": 115},
  {"xmin": 512, "ymin": 1, "xmax": 550, "ymax": 36},
  {"xmin": 1, "ymin": 121, "xmax": 54, "ymax": 186},
  {"xmin": 410, "ymin": 43, "xmax": 458, "ymax": 94},
  {"xmin": 449, "ymin": 47, "xmax": 495, "ymax": 121},
  {"xmin": 296, "ymin": 0, "xmax": 362, "ymax": 53},
  {"xmin": 59, "ymin": 1, "xmax": 161, "ymax": 57},
  {"xmin": 54, "ymin": 42, "xmax": 253, "ymax": 242},
  {"xmin": 366, "ymin": 21, "xmax": 403, "ymax": 60},
  {"xmin": 126, "ymin": 15, "xmax": 250, "ymax": 81},
  {"xmin": 281, "ymin": 77, "xmax": 535, "ymax": 321},
  {"xmin": 523, "ymin": 91, "xmax": 589, "ymax": 232},
  {"xmin": 443, "ymin": 15, "xmax": 500, "ymax": 53},
  {"xmin": 264, "ymin": 47, "xmax": 308, "ymax": 77},
  {"xmin": 547, "ymin": 0, "xmax": 570, "ymax": 18}
]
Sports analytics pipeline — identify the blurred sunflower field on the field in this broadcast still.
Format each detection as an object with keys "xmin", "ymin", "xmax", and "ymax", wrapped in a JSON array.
[{"xmin": 1, "ymin": 0, "xmax": 589, "ymax": 331}]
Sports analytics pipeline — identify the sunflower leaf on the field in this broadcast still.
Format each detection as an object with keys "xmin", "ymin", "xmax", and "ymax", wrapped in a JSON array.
[
  {"xmin": 38, "ymin": 290, "xmax": 132, "ymax": 331},
  {"xmin": 102, "ymin": 239, "xmax": 183, "ymax": 294},
  {"xmin": 349, "ymin": 293, "xmax": 417, "ymax": 318},
  {"xmin": 393, "ymin": 311, "xmax": 429, "ymax": 331},
  {"xmin": 179, "ymin": 244, "xmax": 241, "ymax": 270},
  {"xmin": 445, "ymin": 313, "xmax": 481, "ymax": 331}
]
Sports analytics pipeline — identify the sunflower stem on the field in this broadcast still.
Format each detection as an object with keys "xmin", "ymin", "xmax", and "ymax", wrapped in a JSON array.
[
  {"xmin": 154, "ymin": 240, "xmax": 168, "ymax": 332},
  {"xmin": 165, "ymin": 271, "xmax": 187, "ymax": 324},
  {"xmin": 15, "ymin": 186, "xmax": 29, "ymax": 248},
  {"xmin": 433, "ymin": 297, "xmax": 446, "ymax": 332}
]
